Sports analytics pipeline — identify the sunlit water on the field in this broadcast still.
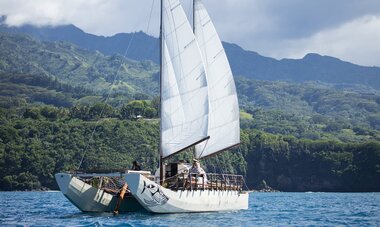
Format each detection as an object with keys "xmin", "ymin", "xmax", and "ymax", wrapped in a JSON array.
[{"xmin": 0, "ymin": 191, "xmax": 379, "ymax": 226}]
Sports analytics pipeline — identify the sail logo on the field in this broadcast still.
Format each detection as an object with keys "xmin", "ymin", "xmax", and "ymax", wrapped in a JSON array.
[{"xmin": 141, "ymin": 181, "xmax": 169, "ymax": 207}]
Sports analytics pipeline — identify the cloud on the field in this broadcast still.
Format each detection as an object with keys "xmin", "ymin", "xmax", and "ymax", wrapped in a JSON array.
[
  {"xmin": 0, "ymin": 0, "xmax": 161, "ymax": 36},
  {"xmin": 267, "ymin": 15, "xmax": 380, "ymax": 67},
  {"xmin": 1, "ymin": 0, "xmax": 380, "ymax": 66},
  {"xmin": 200, "ymin": 0, "xmax": 380, "ymax": 40},
  {"xmin": 188, "ymin": 0, "xmax": 380, "ymax": 66}
]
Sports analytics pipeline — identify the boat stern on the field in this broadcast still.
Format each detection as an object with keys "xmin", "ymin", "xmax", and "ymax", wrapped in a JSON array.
[
  {"xmin": 55, "ymin": 172, "xmax": 72, "ymax": 195},
  {"xmin": 54, "ymin": 172, "xmax": 118, "ymax": 212}
]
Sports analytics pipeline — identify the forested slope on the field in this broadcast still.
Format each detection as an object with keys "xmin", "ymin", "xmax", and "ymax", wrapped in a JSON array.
[
  {"xmin": 0, "ymin": 32, "xmax": 159, "ymax": 98},
  {"xmin": 0, "ymin": 105, "xmax": 379, "ymax": 191},
  {"xmin": 0, "ymin": 32, "xmax": 379, "ymax": 191},
  {"xmin": 2, "ymin": 23, "xmax": 380, "ymax": 89}
]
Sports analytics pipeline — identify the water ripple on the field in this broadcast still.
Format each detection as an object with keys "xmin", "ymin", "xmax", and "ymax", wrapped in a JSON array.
[{"xmin": 0, "ymin": 192, "xmax": 379, "ymax": 226}]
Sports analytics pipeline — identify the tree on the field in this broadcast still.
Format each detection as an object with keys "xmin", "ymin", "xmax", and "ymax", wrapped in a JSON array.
[
  {"xmin": 144, "ymin": 107, "xmax": 157, "ymax": 118},
  {"xmin": 89, "ymin": 103, "xmax": 114, "ymax": 120},
  {"xmin": 120, "ymin": 100, "xmax": 147, "ymax": 120},
  {"xmin": 23, "ymin": 108, "xmax": 41, "ymax": 119}
]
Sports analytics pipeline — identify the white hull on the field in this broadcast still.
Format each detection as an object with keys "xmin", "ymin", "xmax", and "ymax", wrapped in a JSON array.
[
  {"xmin": 55, "ymin": 173, "xmax": 144, "ymax": 212},
  {"xmin": 125, "ymin": 173, "xmax": 249, "ymax": 213}
]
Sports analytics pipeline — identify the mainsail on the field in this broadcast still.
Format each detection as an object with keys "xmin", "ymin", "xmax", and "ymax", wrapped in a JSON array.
[
  {"xmin": 194, "ymin": 0, "xmax": 240, "ymax": 158},
  {"xmin": 160, "ymin": 0, "xmax": 209, "ymax": 158}
]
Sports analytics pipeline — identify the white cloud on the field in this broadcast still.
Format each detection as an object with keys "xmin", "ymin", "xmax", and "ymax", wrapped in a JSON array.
[
  {"xmin": 1, "ymin": 0, "xmax": 92, "ymax": 26},
  {"xmin": 0, "ymin": 0, "xmax": 161, "ymax": 36},
  {"xmin": 1, "ymin": 0, "xmax": 380, "ymax": 66},
  {"xmin": 199, "ymin": 0, "xmax": 380, "ymax": 66},
  {"xmin": 267, "ymin": 15, "xmax": 380, "ymax": 67}
]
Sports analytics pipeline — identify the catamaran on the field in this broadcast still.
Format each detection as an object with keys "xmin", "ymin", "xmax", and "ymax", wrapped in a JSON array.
[{"xmin": 55, "ymin": 0, "xmax": 249, "ymax": 213}]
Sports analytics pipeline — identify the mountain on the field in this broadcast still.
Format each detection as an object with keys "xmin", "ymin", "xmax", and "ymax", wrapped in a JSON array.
[
  {"xmin": 1, "ymin": 23, "xmax": 379, "ymax": 89},
  {"xmin": 225, "ymin": 44, "xmax": 380, "ymax": 88},
  {"xmin": 0, "ymin": 24, "xmax": 159, "ymax": 63},
  {"xmin": 0, "ymin": 30, "xmax": 379, "ymax": 192},
  {"xmin": 0, "ymin": 32, "xmax": 159, "ymax": 98},
  {"xmin": 0, "ymin": 31, "xmax": 379, "ymax": 137}
]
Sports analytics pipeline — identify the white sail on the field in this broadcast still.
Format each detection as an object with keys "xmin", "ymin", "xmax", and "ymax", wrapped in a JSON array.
[
  {"xmin": 161, "ymin": 0, "xmax": 209, "ymax": 158},
  {"xmin": 194, "ymin": 0, "xmax": 240, "ymax": 158}
]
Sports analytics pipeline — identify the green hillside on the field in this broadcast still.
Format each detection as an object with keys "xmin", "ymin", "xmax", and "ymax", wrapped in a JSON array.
[
  {"xmin": 237, "ymin": 78, "xmax": 380, "ymax": 142},
  {"xmin": 0, "ymin": 32, "xmax": 379, "ymax": 191},
  {"xmin": 0, "ymin": 105, "xmax": 379, "ymax": 191},
  {"xmin": 0, "ymin": 32, "xmax": 159, "ymax": 98},
  {"xmin": 2, "ymin": 24, "xmax": 380, "ymax": 89}
]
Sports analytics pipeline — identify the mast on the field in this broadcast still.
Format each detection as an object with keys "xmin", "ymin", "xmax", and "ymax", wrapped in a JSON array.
[
  {"xmin": 193, "ymin": 0, "xmax": 195, "ymax": 32},
  {"xmin": 159, "ymin": 0, "xmax": 164, "ymax": 186},
  {"xmin": 192, "ymin": 0, "xmax": 196, "ymax": 160}
]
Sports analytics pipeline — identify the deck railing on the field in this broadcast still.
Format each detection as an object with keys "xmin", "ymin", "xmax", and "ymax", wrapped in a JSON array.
[
  {"xmin": 74, "ymin": 171, "xmax": 244, "ymax": 193},
  {"xmin": 167, "ymin": 172, "xmax": 244, "ymax": 191}
]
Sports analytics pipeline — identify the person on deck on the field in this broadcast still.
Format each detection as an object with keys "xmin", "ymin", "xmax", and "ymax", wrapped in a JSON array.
[
  {"xmin": 189, "ymin": 159, "xmax": 208, "ymax": 185},
  {"xmin": 132, "ymin": 160, "xmax": 141, "ymax": 171}
]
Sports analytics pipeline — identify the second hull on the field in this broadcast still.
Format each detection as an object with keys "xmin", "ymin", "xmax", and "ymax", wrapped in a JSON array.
[{"xmin": 55, "ymin": 173, "xmax": 144, "ymax": 213}]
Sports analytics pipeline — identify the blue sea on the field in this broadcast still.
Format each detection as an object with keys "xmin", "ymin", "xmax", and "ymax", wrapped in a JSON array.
[{"xmin": 0, "ymin": 192, "xmax": 379, "ymax": 226}]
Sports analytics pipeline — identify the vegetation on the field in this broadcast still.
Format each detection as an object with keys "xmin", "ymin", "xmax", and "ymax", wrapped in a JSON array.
[
  {"xmin": 237, "ymin": 78, "xmax": 380, "ymax": 142},
  {"xmin": 0, "ymin": 105, "xmax": 158, "ymax": 190},
  {"xmin": 0, "ymin": 32, "xmax": 379, "ymax": 191},
  {"xmin": 0, "ymin": 104, "xmax": 379, "ymax": 192},
  {"xmin": 0, "ymin": 33, "xmax": 159, "ymax": 98},
  {"xmin": 242, "ymin": 130, "xmax": 380, "ymax": 191}
]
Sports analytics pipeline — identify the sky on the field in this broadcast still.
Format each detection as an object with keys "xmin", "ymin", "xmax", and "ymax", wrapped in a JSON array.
[{"xmin": 1, "ymin": 0, "xmax": 380, "ymax": 67}]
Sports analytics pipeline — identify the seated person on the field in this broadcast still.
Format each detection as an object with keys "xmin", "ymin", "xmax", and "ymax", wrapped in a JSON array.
[{"xmin": 189, "ymin": 159, "xmax": 208, "ymax": 185}]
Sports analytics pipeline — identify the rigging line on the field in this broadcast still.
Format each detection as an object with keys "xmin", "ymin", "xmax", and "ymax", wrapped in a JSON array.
[
  {"xmin": 197, "ymin": 137, "xmax": 209, "ymax": 158},
  {"xmin": 146, "ymin": 0, "xmax": 155, "ymax": 34},
  {"xmin": 187, "ymin": 0, "xmax": 193, "ymax": 27},
  {"xmin": 77, "ymin": 31, "xmax": 137, "ymax": 170},
  {"xmin": 145, "ymin": 0, "xmax": 160, "ymax": 61}
]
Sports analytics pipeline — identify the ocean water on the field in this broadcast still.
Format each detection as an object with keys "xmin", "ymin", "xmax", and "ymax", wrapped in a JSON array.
[{"xmin": 0, "ymin": 192, "xmax": 379, "ymax": 226}]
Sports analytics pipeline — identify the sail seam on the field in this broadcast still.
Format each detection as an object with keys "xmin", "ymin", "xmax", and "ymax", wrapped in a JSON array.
[
  {"xmin": 207, "ymin": 68, "xmax": 231, "ymax": 91},
  {"xmin": 162, "ymin": 62, "xmax": 206, "ymax": 97},
  {"xmin": 164, "ymin": 20, "xmax": 187, "ymax": 38},
  {"xmin": 213, "ymin": 49, "xmax": 224, "ymax": 59},
  {"xmin": 170, "ymin": 3, "xmax": 181, "ymax": 11},
  {"xmin": 162, "ymin": 80, "xmax": 206, "ymax": 100},
  {"xmin": 184, "ymin": 39, "xmax": 195, "ymax": 49},
  {"xmin": 208, "ymin": 118, "xmax": 238, "ymax": 131},
  {"xmin": 162, "ymin": 136, "xmax": 210, "ymax": 159},
  {"xmin": 161, "ymin": 110, "xmax": 208, "ymax": 131},
  {"xmin": 197, "ymin": 32, "xmax": 218, "ymax": 49},
  {"xmin": 202, "ymin": 19, "xmax": 211, "ymax": 27}
]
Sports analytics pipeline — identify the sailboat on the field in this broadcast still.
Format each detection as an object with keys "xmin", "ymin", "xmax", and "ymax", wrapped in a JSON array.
[{"xmin": 55, "ymin": 0, "xmax": 248, "ymax": 213}]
